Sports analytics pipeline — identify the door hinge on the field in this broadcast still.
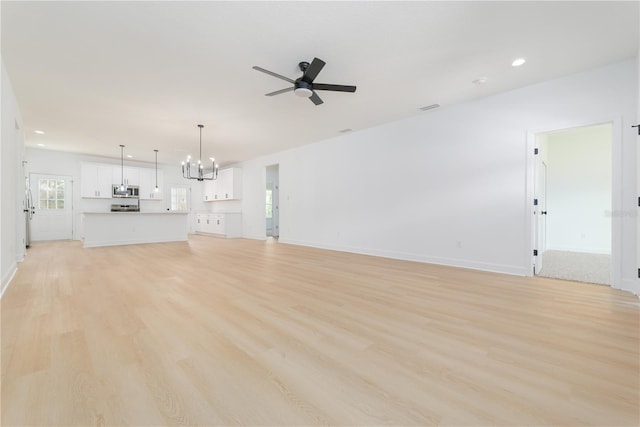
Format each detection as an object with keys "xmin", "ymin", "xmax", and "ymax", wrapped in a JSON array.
[
  {"xmin": 637, "ymin": 268, "xmax": 640, "ymax": 279},
  {"xmin": 533, "ymin": 249, "xmax": 538, "ymax": 256},
  {"xmin": 534, "ymin": 198, "xmax": 538, "ymax": 206},
  {"xmin": 534, "ymin": 148, "xmax": 539, "ymax": 155},
  {"xmin": 632, "ymin": 124, "xmax": 639, "ymax": 135}
]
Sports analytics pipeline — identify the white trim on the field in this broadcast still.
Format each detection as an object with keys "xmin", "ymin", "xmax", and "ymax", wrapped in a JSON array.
[
  {"xmin": 280, "ymin": 238, "xmax": 528, "ymax": 276},
  {"xmin": 243, "ymin": 234, "xmax": 269, "ymax": 241},
  {"xmin": 620, "ymin": 278, "xmax": 639, "ymax": 297},
  {"xmin": 525, "ymin": 117, "xmax": 623, "ymax": 290},
  {"xmin": 1, "ymin": 263, "xmax": 17, "ymax": 299}
]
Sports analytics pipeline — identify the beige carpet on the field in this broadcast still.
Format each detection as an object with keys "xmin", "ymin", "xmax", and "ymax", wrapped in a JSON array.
[{"xmin": 537, "ymin": 250, "xmax": 611, "ymax": 285}]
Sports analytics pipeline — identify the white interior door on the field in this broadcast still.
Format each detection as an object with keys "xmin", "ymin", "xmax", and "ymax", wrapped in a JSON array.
[{"xmin": 29, "ymin": 173, "xmax": 73, "ymax": 241}]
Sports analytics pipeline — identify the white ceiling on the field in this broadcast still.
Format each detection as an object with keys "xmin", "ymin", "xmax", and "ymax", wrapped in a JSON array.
[{"xmin": 2, "ymin": 1, "xmax": 638, "ymax": 167}]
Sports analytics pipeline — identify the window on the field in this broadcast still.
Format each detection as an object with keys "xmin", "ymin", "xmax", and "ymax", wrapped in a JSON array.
[
  {"xmin": 265, "ymin": 187, "xmax": 273, "ymax": 219},
  {"xmin": 38, "ymin": 179, "xmax": 65, "ymax": 210},
  {"xmin": 171, "ymin": 187, "xmax": 188, "ymax": 211}
]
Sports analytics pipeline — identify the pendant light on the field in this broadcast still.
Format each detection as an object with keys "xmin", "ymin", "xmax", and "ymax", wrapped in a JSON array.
[
  {"xmin": 154, "ymin": 149, "xmax": 159, "ymax": 192},
  {"xmin": 182, "ymin": 124, "xmax": 218, "ymax": 181},
  {"xmin": 118, "ymin": 144, "xmax": 126, "ymax": 193}
]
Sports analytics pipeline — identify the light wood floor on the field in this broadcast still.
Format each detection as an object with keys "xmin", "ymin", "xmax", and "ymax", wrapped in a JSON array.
[{"xmin": 2, "ymin": 235, "xmax": 639, "ymax": 426}]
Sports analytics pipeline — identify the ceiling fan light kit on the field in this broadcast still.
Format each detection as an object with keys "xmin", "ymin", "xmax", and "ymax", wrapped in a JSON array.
[
  {"xmin": 253, "ymin": 57, "xmax": 357, "ymax": 106},
  {"xmin": 294, "ymin": 81, "xmax": 313, "ymax": 98}
]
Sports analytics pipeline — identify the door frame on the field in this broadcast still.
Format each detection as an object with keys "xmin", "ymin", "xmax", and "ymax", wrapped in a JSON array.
[
  {"xmin": 265, "ymin": 164, "xmax": 280, "ymax": 238},
  {"xmin": 525, "ymin": 117, "xmax": 622, "ymax": 287},
  {"xmin": 533, "ymin": 159, "xmax": 547, "ymax": 275}
]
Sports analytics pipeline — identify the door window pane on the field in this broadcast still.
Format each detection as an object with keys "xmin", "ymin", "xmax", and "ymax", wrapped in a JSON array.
[
  {"xmin": 265, "ymin": 188, "xmax": 273, "ymax": 219},
  {"xmin": 38, "ymin": 179, "xmax": 65, "ymax": 210},
  {"xmin": 170, "ymin": 187, "xmax": 188, "ymax": 211}
]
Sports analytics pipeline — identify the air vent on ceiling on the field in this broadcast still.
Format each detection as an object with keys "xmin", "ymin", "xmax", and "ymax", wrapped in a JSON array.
[{"xmin": 419, "ymin": 104, "xmax": 440, "ymax": 111}]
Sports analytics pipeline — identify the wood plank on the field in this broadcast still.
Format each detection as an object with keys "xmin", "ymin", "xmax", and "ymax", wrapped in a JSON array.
[{"xmin": 1, "ymin": 235, "xmax": 638, "ymax": 425}]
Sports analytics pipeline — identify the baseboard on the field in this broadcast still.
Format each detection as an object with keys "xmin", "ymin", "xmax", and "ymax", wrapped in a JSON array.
[
  {"xmin": 1, "ymin": 263, "xmax": 18, "ymax": 299},
  {"xmin": 546, "ymin": 246, "xmax": 611, "ymax": 254},
  {"xmin": 617, "ymin": 278, "xmax": 640, "ymax": 297},
  {"xmin": 279, "ymin": 238, "xmax": 528, "ymax": 277},
  {"xmin": 242, "ymin": 234, "xmax": 268, "ymax": 241}
]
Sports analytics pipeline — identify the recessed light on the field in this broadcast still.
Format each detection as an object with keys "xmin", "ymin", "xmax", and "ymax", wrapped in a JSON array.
[
  {"xmin": 34, "ymin": 130, "xmax": 45, "ymax": 135},
  {"xmin": 472, "ymin": 77, "xmax": 488, "ymax": 85},
  {"xmin": 37, "ymin": 143, "xmax": 45, "ymax": 147},
  {"xmin": 512, "ymin": 58, "xmax": 526, "ymax": 67},
  {"xmin": 126, "ymin": 154, "xmax": 133, "ymax": 158}
]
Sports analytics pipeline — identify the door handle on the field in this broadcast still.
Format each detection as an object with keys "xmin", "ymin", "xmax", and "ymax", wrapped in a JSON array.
[{"xmin": 541, "ymin": 211, "xmax": 547, "ymax": 215}]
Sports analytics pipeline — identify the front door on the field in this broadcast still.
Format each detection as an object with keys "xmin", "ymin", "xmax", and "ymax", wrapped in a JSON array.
[{"xmin": 29, "ymin": 173, "xmax": 73, "ymax": 241}]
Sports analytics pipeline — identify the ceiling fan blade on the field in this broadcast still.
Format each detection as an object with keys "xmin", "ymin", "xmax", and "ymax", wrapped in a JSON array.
[
  {"xmin": 265, "ymin": 87, "xmax": 294, "ymax": 96},
  {"xmin": 252, "ymin": 66, "xmax": 295, "ymax": 84},
  {"xmin": 309, "ymin": 91, "xmax": 324, "ymax": 105},
  {"xmin": 303, "ymin": 58, "xmax": 326, "ymax": 82},
  {"xmin": 313, "ymin": 83, "xmax": 357, "ymax": 93}
]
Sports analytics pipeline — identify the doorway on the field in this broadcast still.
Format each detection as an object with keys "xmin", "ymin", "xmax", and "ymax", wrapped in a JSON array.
[
  {"xmin": 266, "ymin": 164, "xmax": 279, "ymax": 238},
  {"xmin": 533, "ymin": 123, "xmax": 612, "ymax": 285},
  {"xmin": 29, "ymin": 173, "xmax": 73, "ymax": 241}
]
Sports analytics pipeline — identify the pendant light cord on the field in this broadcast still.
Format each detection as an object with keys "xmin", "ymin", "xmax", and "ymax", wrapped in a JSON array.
[
  {"xmin": 120, "ymin": 144, "xmax": 125, "ymax": 187},
  {"xmin": 154, "ymin": 149, "xmax": 159, "ymax": 189}
]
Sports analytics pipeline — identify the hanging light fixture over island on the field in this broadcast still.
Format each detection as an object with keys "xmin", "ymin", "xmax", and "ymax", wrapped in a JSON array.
[
  {"xmin": 116, "ymin": 144, "xmax": 127, "ymax": 194},
  {"xmin": 182, "ymin": 124, "xmax": 218, "ymax": 181},
  {"xmin": 154, "ymin": 149, "xmax": 160, "ymax": 192}
]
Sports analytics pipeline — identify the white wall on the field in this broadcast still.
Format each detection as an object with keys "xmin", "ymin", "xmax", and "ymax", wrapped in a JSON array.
[
  {"xmin": 24, "ymin": 148, "xmax": 191, "ymax": 239},
  {"xmin": 1, "ymin": 58, "xmax": 25, "ymax": 297},
  {"xmin": 239, "ymin": 59, "xmax": 638, "ymax": 294},
  {"xmin": 543, "ymin": 124, "xmax": 612, "ymax": 253}
]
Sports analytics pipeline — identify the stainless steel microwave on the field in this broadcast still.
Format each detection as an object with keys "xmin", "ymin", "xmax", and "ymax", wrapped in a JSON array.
[{"xmin": 112, "ymin": 185, "xmax": 139, "ymax": 198}]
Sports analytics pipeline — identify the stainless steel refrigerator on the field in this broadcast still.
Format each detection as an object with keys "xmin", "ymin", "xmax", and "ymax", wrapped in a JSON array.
[{"xmin": 24, "ymin": 187, "xmax": 34, "ymax": 248}]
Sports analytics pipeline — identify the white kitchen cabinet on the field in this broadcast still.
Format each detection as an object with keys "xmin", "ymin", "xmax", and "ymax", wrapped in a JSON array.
[
  {"xmin": 204, "ymin": 168, "xmax": 242, "ymax": 201},
  {"xmin": 138, "ymin": 168, "xmax": 164, "ymax": 200},
  {"xmin": 203, "ymin": 180, "xmax": 215, "ymax": 202},
  {"xmin": 195, "ymin": 213, "xmax": 207, "ymax": 232},
  {"xmin": 112, "ymin": 166, "xmax": 139, "ymax": 187},
  {"xmin": 81, "ymin": 163, "xmax": 113, "ymax": 198},
  {"xmin": 195, "ymin": 213, "xmax": 241, "ymax": 237}
]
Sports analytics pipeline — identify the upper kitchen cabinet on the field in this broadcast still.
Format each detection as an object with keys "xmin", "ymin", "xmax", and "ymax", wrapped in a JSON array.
[
  {"xmin": 204, "ymin": 168, "xmax": 242, "ymax": 201},
  {"xmin": 203, "ymin": 180, "xmax": 215, "ymax": 202},
  {"xmin": 138, "ymin": 168, "xmax": 164, "ymax": 200},
  {"xmin": 80, "ymin": 163, "xmax": 113, "ymax": 198},
  {"xmin": 112, "ymin": 166, "xmax": 139, "ymax": 187}
]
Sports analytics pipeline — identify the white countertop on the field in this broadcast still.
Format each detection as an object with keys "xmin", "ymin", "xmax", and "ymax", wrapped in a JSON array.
[{"xmin": 83, "ymin": 211, "xmax": 189, "ymax": 215}]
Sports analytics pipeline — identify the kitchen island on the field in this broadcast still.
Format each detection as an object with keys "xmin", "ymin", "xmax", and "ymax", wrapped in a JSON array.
[{"xmin": 81, "ymin": 211, "xmax": 189, "ymax": 248}]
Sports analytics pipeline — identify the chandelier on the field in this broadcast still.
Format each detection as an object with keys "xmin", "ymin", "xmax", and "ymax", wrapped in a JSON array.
[{"xmin": 182, "ymin": 124, "xmax": 218, "ymax": 181}]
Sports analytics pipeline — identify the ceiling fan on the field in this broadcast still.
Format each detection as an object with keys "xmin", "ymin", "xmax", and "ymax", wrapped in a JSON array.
[{"xmin": 253, "ymin": 57, "xmax": 356, "ymax": 105}]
